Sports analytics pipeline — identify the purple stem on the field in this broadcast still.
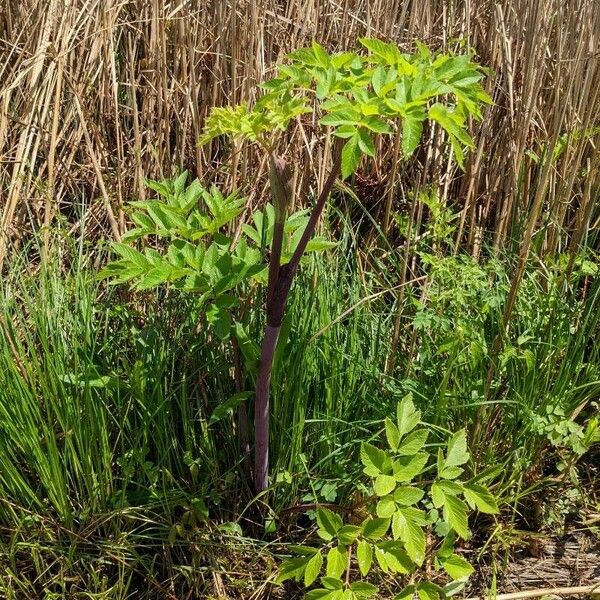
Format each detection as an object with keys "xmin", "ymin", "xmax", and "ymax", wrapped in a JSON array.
[
  {"xmin": 254, "ymin": 324, "xmax": 280, "ymax": 492},
  {"xmin": 253, "ymin": 145, "xmax": 342, "ymax": 493}
]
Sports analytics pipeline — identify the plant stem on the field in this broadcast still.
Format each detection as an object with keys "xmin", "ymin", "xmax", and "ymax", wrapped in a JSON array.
[
  {"xmin": 253, "ymin": 145, "xmax": 342, "ymax": 493},
  {"xmin": 254, "ymin": 324, "xmax": 281, "ymax": 492}
]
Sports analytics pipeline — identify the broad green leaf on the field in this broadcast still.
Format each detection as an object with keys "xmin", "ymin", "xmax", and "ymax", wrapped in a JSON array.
[
  {"xmin": 393, "ymin": 452, "xmax": 428, "ymax": 482},
  {"xmin": 317, "ymin": 508, "xmax": 343, "ymax": 541},
  {"xmin": 173, "ymin": 170, "xmax": 188, "ymax": 195},
  {"xmin": 433, "ymin": 54, "xmax": 471, "ymax": 81},
  {"xmin": 357, "ymin": 128, "xmax": 375, "ymax": 157},
  {"xmin": 394, "ymin": 486, "xmax": 425, "ymax": 506},
  {"xmin": 440, "ymin": 553, "xmax": 474, "ymax": 580},
  {"xmin": 397, "ymin": 429, "xmax": 429, "ymax": 456},
  {"xmin": 338, "ymin": 525, "xmax": 361, "ymax": 545},
  {"xmin": 436, "ymin": 531, "xmax": 456, "ymax": 559},
  {"xmin": 360, "ymin": 442, "xmax": 390, "ymax": 476},
  {"xmin": 443, "ymin": 494, "xmax": 469, "ymax": 539},
  {"xmin": 321, "ymin": 109, "xmax": 360, "ymax": 126},
  {"xmin": 443, "ymin": 579, "xmax": 468, "ymax": 598},
  {"xmin": 288, "ymin": 545, "xmax": 319, "ymax": 556},
  {"xmin": 428, "ymin": 103, "xmax": 473, "ymax": 168},
  {"xmin": 444, "ymin": 429, "xmax": 469, "ymax": 468},
  {"xmin": 391, "ymin": 510, "xmax": 426, "ymax": 565},
  {"xmin": 417, "ymin": 582, "xmax": 444, "ymax": 600},
  {"xmin": 436, "ymin": 480, "xmax": 463, "ymax": 496},
  {"xmin": 374, "ymin": 474, "xmax": 396, "ymax": 496},
  {"xmin": 439, "ymin": 465, "xmax": 464, "ymax": 480},
  {"xmin": 332, "ymin": 124, "xmax": 358, "ymax": 138},
  {"xmin": 275, "ymin": 556, "xmax": 308, "ymax": 583},
  {"xmin": 361, "ymin": 115, "xmax": 392, "ymax": 134},
  {"xmin": 326, "ymin": 545, "xmax": 347, "ymax": 579},
  {"xmin": 357, "ymin": 540, "xmax": 373, "ymax": 577},
  {"xmin": 136, "ymin": 265, "xmax": 173, "ymax": 290},
  {"xmin": 304, "ymin": 550, "xmax": 323, "ymax": 587},
  {"xmin": 376, "ymin": 495, "xmax": 396, "ymax": 518},
  {"xmin": 144, "ymin": 178, "xmax": 169, "ymax": 196},
  {"xmin": 359, "ymin": 38, "xmax": 401, "ymax": 65},
  {"xmin": 380, "ymin": 543, "xmax": 413, "ymax": 574},
  {"xmin": 111, "ymin": 243, "xmax": 149, "ymax": 268},
  {"xmin": 385, "ymin": 418, "xmax": 401, "ymax": 451},
  {"xmin": 403, "ymin": 518, "xmax": 426, "ymax": 565},
  {"xmin": 206, "ymin": 303, "xmax": 232, "ymax": 340},
  {"xmin": 463, "ymin": 483, "xmax": 499, "ymax": 514},
  {"xmin": 321, "ymin": 577, "xmax": 344, "ymax": 590},
  {"xmin": 350, "ymin": 581, "xmax": 378, "ymax": 598},
  {"xmin": 305, "ymin": 238, "xmax": 337, "ymax": 252},
  {"xmin": 149, "ymin": 203, "xmax": 187, "ymax": 230},
  {"xmin": 312, "ymin": 41, "xmax": 330, "ymax": 68},
  {"xmin": 431, "ymin": 482, "xmax": 445, "ymax": 508},
  {"xmin": 361, "ymin": 517, "xmax": 390, "ymax": 540},
  {"xmin": 305, "ymin": 590, "xmax": 337, "ymax": 600},
  {"xmin": 400, "ymin": 506, "xmax": 429, "ymax": 525},
  {"xmin": 396, "ymin": 395, "xmax": 421, "ymax": 438},
  {"xmin": 341, "ymin": 134, "xmax": 362, "ymax": 179},
  {"xmin": 374, "ymin": 546, "xmax": 389, "ymax": 573},
  {"xmin": 402, "ymin": 115, "xmax": 423, "ymax": 157},
  {"xmin": 394, "ymin": 585, "xmax": 416, "ymax": 600},
  {"xmin": 372, "ymin": 65, "xmax": 387, "ymax": 95}
]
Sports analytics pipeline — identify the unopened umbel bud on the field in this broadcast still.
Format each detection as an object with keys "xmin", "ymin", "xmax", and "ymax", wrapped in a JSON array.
[{"xmin": 269, "ymin": 155, "xmax": 293, "ymax": 223}]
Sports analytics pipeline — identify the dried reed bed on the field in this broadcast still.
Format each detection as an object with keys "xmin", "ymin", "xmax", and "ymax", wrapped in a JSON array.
[{"xmin": 0, "ymin": 0, "xmax": 599, "ymax": 267}]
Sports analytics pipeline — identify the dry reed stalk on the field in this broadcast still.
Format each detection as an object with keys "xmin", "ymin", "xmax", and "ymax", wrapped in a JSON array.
[{"xmin": 0, "ymin": 0, "xmax": 597, "ymax": 274}]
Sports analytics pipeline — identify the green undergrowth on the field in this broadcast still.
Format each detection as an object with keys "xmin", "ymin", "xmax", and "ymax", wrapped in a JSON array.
[{"xmin": 0, "ymin": 223, "xmax": 598, "ymax": 598}]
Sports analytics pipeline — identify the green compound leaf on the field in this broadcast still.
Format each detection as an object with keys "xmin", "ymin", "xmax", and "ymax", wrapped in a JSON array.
[
  {"xmin": 397, "ymin": 429, "xmax": 429, "ymax": 456},
  {"xmin": 360, "ymin": 442, "xmax": 390, "ymax": 476},
  {"xmin": 385, "ymin": 418, "xmax": 401, "ymax": 451},
  {"xmin": 357, "ymin": 539, "xmax": 373, "ymax": 577},
  {"xmin": 361, "ymin": 517, "xmax": 391, "ymax": 540},
  {"xmin": 396, "ymin": 394, "xmax": 421, "ymax": 438},
  {"xmin": 326, "ymin": 545, "xmax": 347, "ymax": 579},
  {"xmin": 374, "ymin": 473, "xmax": 397, "ymax": 496},
  {"xmin": 444, "ymin": 429, "xmax": 469, "ymax": 468},
  {"xmin": 341, "ymin": 134, "xmax": 362, "ymax": 179},
  {"xmin": 440, "ymin": 553, "xmax": 474, "ymax": 580},
  {"xmin": 317, "ymin": 508, "xmax": 343, "ymax": 541},
  {"xmin": 443, "ymin": 494, "xmax": 470, "ymax": 539},
  {"xmin": 304, "ymin": 550, "xmax": 324, "ymax": 587},
  {"xmin": 463, "ymin": 483, "xmax": 499, "ymax": 514}
]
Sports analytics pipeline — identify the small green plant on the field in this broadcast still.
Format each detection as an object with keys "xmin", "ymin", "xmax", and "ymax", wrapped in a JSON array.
[
  {"xmin": 277, "ymin": 395, "xmax": 499, "ymax": 599},
  {"xmin": 529, "ymin": 405, "xmax": 599, "ymax": 480}
]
